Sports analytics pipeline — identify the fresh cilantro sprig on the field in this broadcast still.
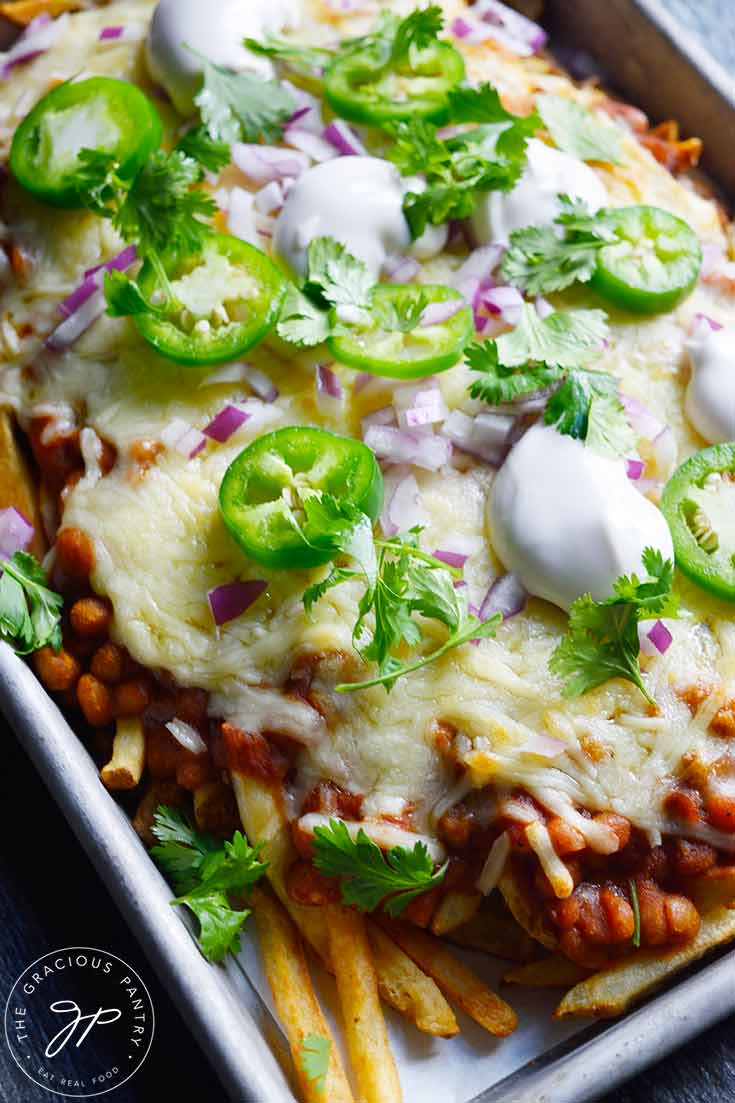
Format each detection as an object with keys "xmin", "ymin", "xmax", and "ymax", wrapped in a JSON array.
[
  {"xmin": 311, "ymin": 818, "xmax": 447, "ymax": 915},
  {"xmin": 386, "ymin": 83, "xmax": 539, "ymax": 238},
  {"xmin": 544, "ymin": 369, "xmax": 636, "ymax": 457},
  {"xmin": 305, "ymin": 525, "xmax": 501, "ymax": 692},
  {"xmin": 151, "ymin": 806, "xmax": 268, "ymax": 963},
  {"xmin": 549, "ymin": 548, "xmax": 678, "ymax": 706},
  {"xmin": 176, "ymin": 125, "xmax": 231, "ymax": 174},
  {"xmin": 191, "ymin": 48, "xmax": 297, "ymax": 145},
  {"xmin": 243, "ymin": 34, "xmax": 334, "ymax": 81},
  {"xmin": 277, "ymin": 236, "xmax": 428, "ymax": 348},
  {"xmin": 501, "ymin": 196, "xmax": 617, "ymax": 295},
  {"xmin": 537, "ymin": 95, "xmax": 623, "ymax": 165},
  {"xmin": 299, "ymin": 1034, "xmax": 331, "ymax": 1094},
  {"xmin": 0, "ymin": 551, "xmax": 62, "ymax": 655}
]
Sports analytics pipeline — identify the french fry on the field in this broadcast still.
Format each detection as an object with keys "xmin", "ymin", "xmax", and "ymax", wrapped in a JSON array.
[
  {"xmin": 192, "ymin": 779, "xmax": 239, "ymax": 838},
  {"xmin": 554, "ymin": 904, "xmax": 735, "ymax": 1019},
  {"xmin": 132, "ymin": 779, "xmax": 188, "ymax": 847},
  {"xmin": 100, "ymin": 717, "xmax": 144, "ymax": 791},
  {"xmin": 498, "ymin": 865, "xmax": 558, "ymax": 950},
  {"xmin": 378, "ymin": 917, "xmax": 519, "ymax": 1037},
  {"xmin": 430, "ymin": 890, "xmax": 481, "ymax": 936},
  {"xmin": 448, "ymin": 893, "xmax": 538, "ymax": 962},
  {"xmin": 0, "ymin": 0, "xmax": 81, "ymax": 25},
  {"xmin": 503, "ymin": 955, "xmax": 592, "ymax": 989},
  {"xmin": 366, "ymin": 922, "xmax": 459, "ymax": 1038},
  {"xmin": 327, "ymin": 904, "xmax": 402, "ymax": 1103},
  {"xmin": 252, "ymin": 887, "xmax": 354, "ymax": 1103},
  {"xmin": 0, "ymin": 410, "xmax": 44, "ymax": 558}
]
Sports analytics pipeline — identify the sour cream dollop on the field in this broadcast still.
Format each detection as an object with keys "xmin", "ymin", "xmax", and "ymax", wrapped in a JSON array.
[
  {"xmin": 472, "ymin": 138, "xmax": 608, "ymax": 247},
  {"xmin": 146, "ymin": 0, "xmax": 298, "ymax": 115},
  {"xmin": 274, "ymin": 156, "xmax": 445, "ymax": 280},
  {"xmin": 487, "ymin": 424, "xmax": 673, "ymax": 611},
  {"xmin": 685, "ymin": 321, "xmax": 735, "ymax": 444}
]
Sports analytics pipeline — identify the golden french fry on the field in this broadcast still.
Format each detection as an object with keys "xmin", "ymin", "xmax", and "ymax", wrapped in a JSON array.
[
  {"xmin": 132, "ymin": 779, "xmax": 188, "ymax": 847},
  {"xmin": 0, "ymin": 0, "xmax": 81, "ymax": 24},
  {"xmin": 366, "ymin": 922, "xmax": 459, "ymax": 1038},
  {"xmin": 379, "ymin": 917, "xmax": 519, "ymax": 1037},
  {"xmin": 503, "ymin": 955, "xmax": 592, "ymax": 989},
  {"xmin": 0, "ymin": 411, "xmax": 44, "ymax": 557},
  {"xmin": 498, "ymin": 865, "xmax": 558, "ymax": 950},
  {"xmin": 252, "ymin": 887, "xmax": 354, "ymax": 1103},
  {"xmin": 554, "ymin": 904, "xmax": 735, "ymax": 1019},
  {"xmin": 327, "ymin": 904, "xmax": 402, "ymax": 1103},
  {"xmin": 100, "ymin": 718, "xmax": 144, "ymax": 791},
  {"xmin": 192, "ymin": 779, "xmax": 239, "ymax": 837},
  {"xmin": 430, "ymin": 890, "xmax": 481, "ymax": 937},
  {"xmin": 448, "ymin": 893, "xmax": 538, "ymax": 962},
  {"xmin": 686, "ymin": 868, "xmax": 735, "ymax": 914}
]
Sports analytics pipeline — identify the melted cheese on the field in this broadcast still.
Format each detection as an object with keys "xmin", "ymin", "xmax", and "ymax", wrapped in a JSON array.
[{"xmin": 1, "ymin": 0, "xmax": 735, "ymax": 846}]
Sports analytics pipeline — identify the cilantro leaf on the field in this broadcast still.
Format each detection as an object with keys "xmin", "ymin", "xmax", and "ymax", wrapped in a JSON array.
[
  {"xmin": 386, "ymin": 83, "xmax": 539, "ymax": 238},
  {"xmin": 299, "ymin": 1034, "xmax": 331, "ymax": 1094},
  {"xmin": 500, "ymin": 196, "xmax": 617, "ymax": 294},
  {"xmin": 304, "ymin": 236, "xmax": 373, "ymax": 311},
  {"xmin": 192, "ymin": 50, "xmax": 296, "ymax": 144},
  {"xmin": 303, "ymin": 565, "xmax": 363, "ymax": 617},
  {"xmin": 544, "ymin": 368, "xmax": 636, "ymax": 457},
  {"xmin": 104, "ymin": 269, "xmax": 165, "ymax": 318},
  {"xmin": 243, "ymin": 34, "xmax": 333, "ymax": 79},
  {"xmin": 538, "ymin": 94, "xmax": 623, "ymax": 165},
  {"xmin": 549, "ymin": 547, "xmax": 678, "ymax": 705},
  {"xmin": 67, "ymin": 149, "xmax": 129, "ymax": 216},
  {"xmin": 311, "ymin": 818, "xmax": 447, "ymax": 915},
  {"xmin": 0, "ymin": 552, "xmax": 63, "ymax": 655},
  {"xmin": 391, "ymin": 5, "xmax": 444, "ymax": 59},
  {"xmin": 151, "ymin": 806, "xmax": 268, "ymax": 962},
  {"xmin": 176, "ymin": 125, "xmax": 231, "ymax": 173},
  {"xmin": 467, "ymin": 338, "xmax": 564, "ymax": 406},
  {"xmin": 277, "ymin": 284, "xmax": 332, "ymax": 347}
]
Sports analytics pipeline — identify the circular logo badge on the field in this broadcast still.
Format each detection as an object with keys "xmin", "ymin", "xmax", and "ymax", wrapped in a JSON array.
[{"xmin": 4, "ymin": 947, "xmax": 155, "ymax": 1098}]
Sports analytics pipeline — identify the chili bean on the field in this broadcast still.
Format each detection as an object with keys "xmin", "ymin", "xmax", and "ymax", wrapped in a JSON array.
[
  {"xmin": 54, "ymin": 527, "xmax": 95, "ymax": 590},
  {"xmin": 636, "ymin": 878, "xmax": 668, "ymax": 947},
  {"xmin": 173, "ymin": 687, "xmax": 209, "ymax": 727},
  {"xmin": 90, "ymin": 642, "xmax": 125, "ymax": 684},
  {"xmin": 221, "ymin": 722, "xmax": 288, "ymax": 781},
  {"xmin": 77, "ymin": 673, "xmax": 113, "ymax": 727},
  {"xmin": 176, "ymin": 756, "xmax": 214, "ymax": 791},
  {"xmin": 301, "ymin": 780, "xmax": 363, "ymax": 821},
  {"xmin": 664, "ymin": 786, "xmax": 703, "ymax": 823},
  {"xmin": 113, "ymin": 678, "xmax": 152, "ymax": 717},
  {"xmin": 145, "ymin": 724, "xmax": 179, "ymax": 779},
  {"xmin": 70, "ymin": 596, "xmax": 112, "ymax": 638},
  {"xmin": 130, "ymin": 439, "xmax": 164, "ymax": 475},
  {"xmin": 594, "ymin": 812, "xmax": 631, "ymax": 850},
  {"xmin": 600, "ymin": 885, "xmax": 635, "ymax": 943},
  {"xmin": 705, "ymin": 790, "xmax": 735, "ymax": 832},
  {"xmin": 547, "ymin": 816, "xmax": 586, "ymax": 856},
  {"xmin": 664, "ymin": 894, "xmax": 700, "ymax": 941},
  {"xmin": 668, "ymin": 838, "xmax": 716, "ymax": 877},
  {"xmin": 33, "ymin": 645, "xmax": 81, "ymax": 692}
]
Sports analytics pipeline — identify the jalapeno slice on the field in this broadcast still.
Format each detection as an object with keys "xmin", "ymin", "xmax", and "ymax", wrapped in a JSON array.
[
  {"xmin": 135, "ymin": 234, "xmax": 286, "ymax": 366},
  {"xmin": 10, "ymin": 77, "xmax": 163, "ymax": 209},
  {"xmin": 660, "ymin": 443, "xmax": 735, "ymax": 601},
  {"xmin": 327, "ymin": 284, "xmax": 472, "ymax": 379},
  {"xmin": 590, "ymin": 205, "xmax": 702, "ymax": 315},
  {"xmin": 220, "ymin": 427, "xmax": 384, "ymax": 569},
  {"xmin": 324, "ymin": 39, "xmax": 465, "ymax": 126}
]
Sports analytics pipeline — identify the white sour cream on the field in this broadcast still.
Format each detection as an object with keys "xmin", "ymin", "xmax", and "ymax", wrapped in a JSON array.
[
  {"xmin": 471, "ymin": 138, "xmax": 608, "ymax": 246},
  {"xmin": 487, "ymin": 424, "xmax": 673, "ymax": 610},
  {"xmin": 146, "ymin": 0, "xmax": 298, "ymax": 116},
  {"xmin": 685, "ymin": 322, "xmax": 735, "ymax": 444},
  {"xmin": 274, "ymin": 156, "xmax": 427, "ymax": 280}
]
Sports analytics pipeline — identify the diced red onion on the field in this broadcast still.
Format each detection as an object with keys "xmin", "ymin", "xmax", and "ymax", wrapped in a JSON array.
[
  {"xmin": 452, "ymin": 245, "xmax": 505, "ymax": 289},
  {"xmin": 365, "ymin": 424, "xmax": 451, "ymax": 471},
  {"xmin": 99, "ymin": 24, "xmax": 143, "ymax": 43},
  {"xmin": 441, "ymin": 409, "xmax": 514, "ymax": 466},
  {"xmin": 475, "ymin": 0, "xmax": 548, "ymax": 54},
  {"xmin": 1, "ymin": 12, "xmax": 59, "ymax": 78},
  {"xmin": 394, "ymin": 384, "xmax": 448, "ymax": 430},
  {"xmin": 334, "ymin": 303, "xmax": 369, "ymax": 326},
  {"xmin": 420, "ymin": 299, "xmax": 464, "ymax": 327},
  {"xmin": 315, "ymin": 363, "xmax": 344, "ymax": 414},
  {"xmin": 621, "ymin": 394, "xmax": 665, "ymax": 442},
  {"xmin": 227, "ymin": 187, "xmax": 258, "ymax": 246},
  {"xmin": 284, "ymin": 127, "xmax": 338, "ymax": 163},
  {"xmin": 203, "ymin": 405, "xmax": 250, "ymax": 443},
  {"xmin": 47, "ymin": 246, "xmax": 137, "ymax": 350},
  {"xmin": 479, "ymin": 572, "xmax": 527, "ymax": 621},
  {"xmin": 161, "ymin": 418, "xmax": 207, "ymax": 459},
  {"xmin": 361, "ymin": 405, "xmax": 396, "ymax": 435},
  {"xmin": 241, "ymin": 363, "xmax": 279, "ymax": 403},
  {"xmin": 283, "ymin": 83, "xmax": 325, "ymax": 134},
  {"xmin": 166, "ymin": 719, "xmax": 207, "ymax": 756},
  {"xmin": 381, "ymin": 469, "xmax": 426, "ymax": 536},
  {"xmin": 208, "ymin": 579, "xmax": 267, "ymax": 625},
  {"xmin": 701, "ymin": 242, "xmax": 725, "ymax": 279},
  {"xmin": 434, "ymin": 548, "xmax": 469, "ymax": 569},
  {"xmin": 323, "ymin": 119, "xmax": 367, "ymax": 157},
  {"xmin": 381, "ymin": 254, "xmax": 420, "ymax": 284},
  {"xmin": 626, "ymin": 458, "xmax": 645, "ymax": 480},
  {"xmin": 63, "ymin": 245, "xmax": 138, "ymax": 317},
  {"xmin": 254, "ymin": 180, "xmax": 284, "ymax": 215},
  {"xmin": 82, "ymin": 244, "xmax": 138, "ymax": 282},
  {"xmin": 692, "ymin": 312, "xmax": 723, "ymax": 333},
  {"xmin": 0, "ymin": 507, "xmax": 33, "ymax": 560},
  {"xmin": 232, "ymin": 143, "xmax": 310, "ymax": 183},
  {"xmin": 639, "ymin": 619, "xmax": 673, "ymax": 656},
  {"xmin": 535, "ymin": 296, "xmax": 554, "ymax": 320},
  {"xmin": 481, "ymin": 285, "xmax": 524, "ymax": 325},
  {"xmin": 450, "ymin": 16, "xmax": 482, "ymax": 41},
  {"xmin": 99, "ymin": 25, "xmax": 124, "ymax": 39}
]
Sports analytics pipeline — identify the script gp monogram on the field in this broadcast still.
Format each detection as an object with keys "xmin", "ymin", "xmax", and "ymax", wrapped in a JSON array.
[{"xmin": 44, "ymin": 1001, "xmax": 123, "ymax": 1059}]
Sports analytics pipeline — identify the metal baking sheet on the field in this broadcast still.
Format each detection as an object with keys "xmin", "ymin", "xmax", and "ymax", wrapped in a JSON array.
[{"xmin": 2, "ymin": 3, "xmax": 735, "ymax": 1101}]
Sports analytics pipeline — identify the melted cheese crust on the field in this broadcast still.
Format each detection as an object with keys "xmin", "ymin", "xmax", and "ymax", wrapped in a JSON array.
[{"xmin": 2, "ymin": 0, "xmax": 735, "ymax": 843}]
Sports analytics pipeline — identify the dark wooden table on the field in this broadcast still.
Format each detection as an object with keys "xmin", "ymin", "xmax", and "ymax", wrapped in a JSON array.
[{"xmin": 2, "ymin": 3, "xmax": 735, "ymax": 1102}]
